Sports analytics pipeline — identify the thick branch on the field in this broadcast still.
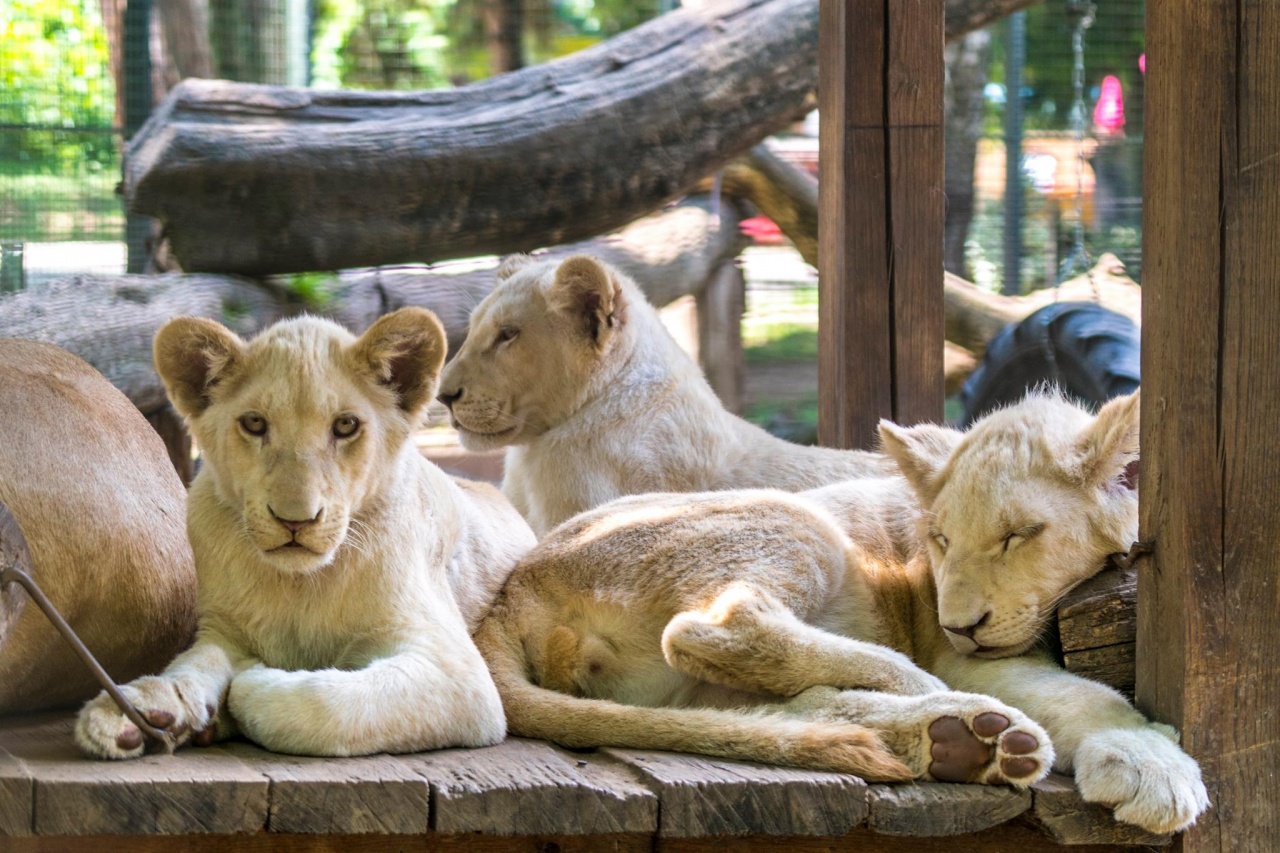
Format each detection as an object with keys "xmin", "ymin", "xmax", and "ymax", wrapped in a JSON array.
[{"xmin": 127, "ymin": 0, "xmax": 1040, "ymax": 275}]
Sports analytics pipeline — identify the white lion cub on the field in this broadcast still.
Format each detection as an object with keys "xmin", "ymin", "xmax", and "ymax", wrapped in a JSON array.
[
  {"xmin": 476, "ymin": 392, "xmax": 1208, "ymax": 834},
  {"xmin": 77, "ymin": 309, "xmax": 535, "ymax": 758},
  {"xmin": 438, "ymin": 254, "xmax": 895, "ymax": 535}
]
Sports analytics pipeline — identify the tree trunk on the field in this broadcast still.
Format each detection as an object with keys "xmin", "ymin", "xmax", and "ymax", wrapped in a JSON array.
[
  {"xmin": 943, "ymin": 28, "xmax": 993, "ymax": 278},
  {"xmin": 0, "ymin": 196, "xmax": 745, "ymax": 416},
  {"xmin": 126, "ymin": 0, "xmax": 1041, "ymax": 276},
  {"xmin": 483, "ymin": 0, "xmax": 525, "ymax": 74},
  {"xmin": 157, "ymin": 0, "xmax": 214, "ymax": 80}
]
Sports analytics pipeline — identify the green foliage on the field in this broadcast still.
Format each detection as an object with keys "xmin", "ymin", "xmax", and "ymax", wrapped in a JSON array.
[
  {"xmin": 312, "ymin": 0, "xmax": 458, "ymax": 90},
  {"xmin": 0, "ymin": 0, "xmax": 116, "ymax": 173},
  {"xmin": 988, "ymin": 3, "xmax": 1146, "ymax": 135},
  {"xmin": 284, "ymin": 271, "xmax": 339, "ymax": 308}
]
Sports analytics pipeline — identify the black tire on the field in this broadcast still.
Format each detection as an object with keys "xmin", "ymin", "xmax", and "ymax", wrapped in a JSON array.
[{"xmin": 959, "ymin": 301, "xmax": 1140, "ymax": 427}]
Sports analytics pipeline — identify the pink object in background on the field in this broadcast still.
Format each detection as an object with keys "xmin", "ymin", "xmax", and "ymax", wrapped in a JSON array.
[
  {"xmin": 1139, "ymin": 53, "xmax": 1146, "ymax": 75},
  {"xmin": 1093, "ymin": 74, "xmax": 1126, "ymax": 134}
]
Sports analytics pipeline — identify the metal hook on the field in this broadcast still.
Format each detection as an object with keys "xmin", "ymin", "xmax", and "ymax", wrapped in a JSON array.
[{"xmin": 1, "ymin": 562, "xmax": 177, "ymax": 754}]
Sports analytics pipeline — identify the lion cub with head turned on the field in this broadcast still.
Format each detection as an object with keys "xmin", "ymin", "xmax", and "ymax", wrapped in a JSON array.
[
  {"xmin": 476, "ymin": 391, "xmax": 1208, "ymax": 834},
  {"xmin": 77, "ymin": 309, "xmax": 535, "ymax": 759},
  {"xmin": 438, "ymin": 254, "xmax": 895, "ymax": 535}
]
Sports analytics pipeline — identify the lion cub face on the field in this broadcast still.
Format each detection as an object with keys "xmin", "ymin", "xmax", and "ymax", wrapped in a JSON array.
[
  {"xmin": 154, "ymin": 309, "xmax": 446, "ymax": 574},
  {"xmin": 882, "ymin": 392, "xmax": 1140, "ymax": 659},
  {"xmin": 438, "ymin": 254, "xmax": 628, "ymax": 451}
]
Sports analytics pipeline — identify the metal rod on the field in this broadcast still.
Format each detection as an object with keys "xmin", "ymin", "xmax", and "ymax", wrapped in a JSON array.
[{"xmin": 1, "ymin": 565, "xmax": 177, "ymax": 753}]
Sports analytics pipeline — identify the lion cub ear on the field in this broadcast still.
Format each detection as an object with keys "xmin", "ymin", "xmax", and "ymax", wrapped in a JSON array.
[
  {"xmin": 548, "ymin": 255, "xmax": 624, "ymax": 348},
  {"xmin": 496, "ymin": 253, "xmax": 537, "ymax": 280},
  {"xmin": 879, "ymin": 421, "xmax": 963, "ymax": 505},
  {"xmin": 350, "ymin": 308, "xmax": 447, "ymax": 415},
  {"xmin": 153, "ymin": 316, "xmax": 247, "ymax": 418},
  {"xmin": 1073, "ymin": 389, "xmax": 1140, "ymax": 489}
]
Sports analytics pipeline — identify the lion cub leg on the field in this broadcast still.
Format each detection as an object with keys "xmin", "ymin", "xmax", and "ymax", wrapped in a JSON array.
[
  {"xmin": 661, "ymin": 584, "xmax": 946, "ymax": 698},
  {"xmin": 783, "ymin": 686, "xmax": 1053, "ymax": 787},
  {"xmin": 226, "ymin": 638, "xmax": 505, "ymax": 756},
  {"xmin": 76, "ymin": 635, "xmax": 251, "ymax": 760}
]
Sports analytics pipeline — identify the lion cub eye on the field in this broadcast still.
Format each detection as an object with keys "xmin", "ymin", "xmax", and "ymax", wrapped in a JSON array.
[
  {"xmin": 332, "ymin": 414, "xmax": 361, "ymax": 439},
  {"xmin": 932, "ymin": 533, "xmax": 949, "ymax": 552},
  {"xmin": 239, "ymin": 413, "xmax": 268, "ymax": 436},
  {"xmin": 1002, "ymin": 523, "xmax": 1045, "ymax": 553},
  {"xmin": 493, "ymin": 326, "xmax": 519, "ymax": 348}
]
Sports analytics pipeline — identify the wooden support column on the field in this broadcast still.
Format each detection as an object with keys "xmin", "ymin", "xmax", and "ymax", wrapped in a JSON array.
[
  {"xmin": 817, "ymin": 0, "xmax": 945, "ymax": 449},
  {"xmin": 1138, "ymin": 2, "xmax": 1280, "ymax": 852}
]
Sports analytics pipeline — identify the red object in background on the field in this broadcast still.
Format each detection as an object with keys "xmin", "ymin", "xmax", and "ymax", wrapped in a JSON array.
[
  {"xmin": 1093, "ymin": 74, "xmax": 1126, "ymax": 134},
  {"xmin": 739, "ymin": 215, "xmax": 784, "ymax": 245}
]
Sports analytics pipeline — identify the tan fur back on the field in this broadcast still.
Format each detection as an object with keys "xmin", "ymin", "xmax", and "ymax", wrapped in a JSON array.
[{"xmin": 0, "ymin": 340, "xmax": 196, "ymax": 712}]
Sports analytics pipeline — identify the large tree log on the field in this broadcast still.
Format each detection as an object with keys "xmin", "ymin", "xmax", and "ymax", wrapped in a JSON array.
[
  {"xmin": 0, "ymin": 196, "xmax": 744, "ymax": 415},
  {"xmin": 126, "ymin": 0, "xmax": 1041, "ymax": 275}
]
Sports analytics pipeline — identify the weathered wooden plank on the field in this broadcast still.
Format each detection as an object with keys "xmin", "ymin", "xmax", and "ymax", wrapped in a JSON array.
[
  {"xmin": 603, "ymin": 748, "xmax": 868, "ymax": 838},
  {"xmin": 223, "ymin": 743, "xmax": 430, "ymax": 835},
  {"xmin": 0, "ymin": 738, "xmax": 33, "ymax": 837},
  {"xmin": 401, "ymin": 738, "xmax": 656, "ymax": 836},
  {"xmin": 1057, "ymin": 568, "xmax": 1137, "ymax": 654},
  {"xmin": 1061, "ymin": 643, "xmax": 1135, "ymax": 699},
  {"xmin": 1141, "ymin": 2, "xmax": 1280, "ymax": 852},
  {"xmin": 888, "ymin": 124, "xmax": 946, "ymax": 427},
  {"xmin": 0, "ymin": 833, "xmax": 656, "ymax": 852},
  {"xmin": 659, "ymin": 822, "xmax": 1139, "ymax": 852},
  {"xmin": 865, "ymin": 782, "xmax": 1029, "ymax": 836},
  {"xmin": 1031, "ymin": 773, "xmax": 1170, "ymax": 847},
  {"xmin": 0, "ymin": 715, "xmax": 269, "ymax": 835},
  {"xmin": 817, "ymin": 0, "xmax": 944, "ymax": 449}
]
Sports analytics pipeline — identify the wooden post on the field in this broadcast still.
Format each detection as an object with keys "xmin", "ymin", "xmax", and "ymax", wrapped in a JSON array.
[
  {"xmin": 817, "ymin": 0, "xmax": 945, "ymax": 449},
  {"xmin": 1138, "ymin": 2, "xmax": 1280, "ymax": 851}
]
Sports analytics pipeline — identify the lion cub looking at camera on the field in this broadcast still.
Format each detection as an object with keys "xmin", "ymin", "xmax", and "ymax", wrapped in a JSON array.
[
  {"xmin": 438, "ymin": 254, "xmax": 895, "ymax": 535},
  {"xmin": 77, "ymin": 309, "xmax": 535, "ymax": 759},
  {"xmin": 476, "ymin": 392, "xmax": 1208, "ymax": 834}
]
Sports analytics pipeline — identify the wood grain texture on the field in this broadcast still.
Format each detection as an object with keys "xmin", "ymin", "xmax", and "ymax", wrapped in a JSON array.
[
  {"xmin": 402, "ymin": 739, "xmax": 656, "ymax": 836},
  {"xmin": 866, "ymin": 782, "xmax": 1029, "ymax": 836},
  {"xmin": 0, "ymin": 739, "xmax": 33, "ymax": 837},
  {"xmin": 603, "ymin": 748, "xmax": 867, "ymax": 838},
  {"xmin": 0, "ymin": 833, "xmax": 656, "ymax": 852},
  {"xmin": 659, "ymin": 822, "xmax": 1138, "ymax": 853},
  {"xmin": 223, "ymin": 744, "xmax": 430, "ymax": 835},
  {"xmin": 888, "ymin": 125, "xmax": 945, "ymax": 427},
  {"xmin": 1057, "ymin": 568, "xmax": 1137, "ymax": 696},
  {"xmin": 818, "ymin": 0, "xmax": 944, "ymax": 450},
  {"xmin": 1140, "ymin": 2, "xmax": 1280, "ymax": 852},
  {"xmin": 0, "ymin": 716, "xmax": 269, "ymax": 835},
  {"xmin": 1031, "ymin": 774, "xmax": 1170, "ymax": 847},
  {"xmin": 124, "ymin": 0, "xmax": 1034, "ymax": 276}
]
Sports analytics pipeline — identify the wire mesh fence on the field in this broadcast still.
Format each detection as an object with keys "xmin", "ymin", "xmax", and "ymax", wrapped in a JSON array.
[{"xmin": 0, "ymin": 0, "xmax": 1144, "ymax": 296}]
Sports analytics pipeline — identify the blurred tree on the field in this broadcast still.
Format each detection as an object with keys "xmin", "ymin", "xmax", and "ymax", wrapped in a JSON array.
[
  {"xmin": 944, "ymin": 27, "xmax": 993, "ymax": 279},
  {"xmin": 0, "ymin": 0, "xmax": 116, "ymax": 171}
]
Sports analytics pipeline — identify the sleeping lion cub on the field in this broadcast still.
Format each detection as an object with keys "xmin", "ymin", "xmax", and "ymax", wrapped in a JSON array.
[
  {"xmin": 77, "ymin": 309, "xmax": 535, "ymax": 758},
  {"xmin": 475, "ymin": 391, "xmax": 1208, "ymax": 834},
  {"xmin": 438, "ymin": 254, "xmax": 895, "ymax": 534}
]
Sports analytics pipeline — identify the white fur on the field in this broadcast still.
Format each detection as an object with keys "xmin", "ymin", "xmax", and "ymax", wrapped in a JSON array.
[{"xmin": 77, "ymin": 311, "xmax": 535, "ymax": 759}]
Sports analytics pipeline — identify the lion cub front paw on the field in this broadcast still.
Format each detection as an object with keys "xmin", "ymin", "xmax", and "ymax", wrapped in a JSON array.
[
  {"xmin": 75, "ymin": 677, "xmax": 211, "ymax": 760},
  {"xmin": 1074, "ymin": 726, "xmax": 1209, "ymax": 834}
]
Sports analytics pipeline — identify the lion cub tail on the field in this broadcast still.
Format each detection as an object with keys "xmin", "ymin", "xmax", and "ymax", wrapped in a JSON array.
[{"xmin": 473, "ymin": 617, "xmax": 912, "ymax": 782}]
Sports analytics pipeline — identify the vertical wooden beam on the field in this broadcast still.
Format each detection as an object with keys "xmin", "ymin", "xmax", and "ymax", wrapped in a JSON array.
[
  {"xmin": 818, "ymin": 0, "xmax": 945, "ymax": 449},
  {"xmin": 1138, "ymin": 2, "xmax": 1280, "ymax": 852}
]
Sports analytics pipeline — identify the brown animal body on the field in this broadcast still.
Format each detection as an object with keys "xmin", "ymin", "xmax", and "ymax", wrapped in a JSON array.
[{"xmin": 0, "ymin": 340, "xmax": 196, "ymax": 712}]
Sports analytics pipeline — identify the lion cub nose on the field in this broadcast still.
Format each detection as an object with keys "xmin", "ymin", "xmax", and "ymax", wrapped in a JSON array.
[
  {"xmin": 269, "ymin": 506, "xmax": 321, "ymax": 534},
  {"xmin": 942, "ymin": 611, "xmax": 991, "ymax": 640},
  {"xmin": 437, "ymin": 388, "xmax": 463, "ymax": 408}
]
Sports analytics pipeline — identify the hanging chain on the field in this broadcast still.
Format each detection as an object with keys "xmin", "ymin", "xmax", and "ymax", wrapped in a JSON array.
[{"xmin": 1058, "ymin": 0, "xmax": 1098, "ymax": 300}]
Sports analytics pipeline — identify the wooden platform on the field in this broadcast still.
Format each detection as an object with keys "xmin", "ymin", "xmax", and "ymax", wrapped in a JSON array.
[{"xmin": 0, "ymin": 714, "xmax": 1169, "ymax": 852}]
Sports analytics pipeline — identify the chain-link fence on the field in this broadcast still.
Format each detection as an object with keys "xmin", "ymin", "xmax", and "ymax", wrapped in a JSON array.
[{"xmin": 1, "ymin": 0, "xmax": 1142, "ymax": 295}]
